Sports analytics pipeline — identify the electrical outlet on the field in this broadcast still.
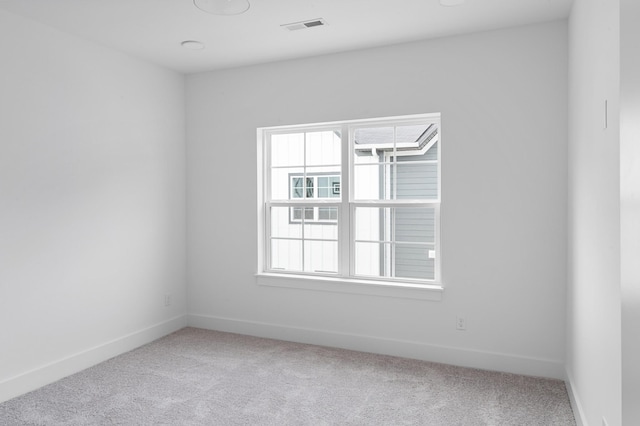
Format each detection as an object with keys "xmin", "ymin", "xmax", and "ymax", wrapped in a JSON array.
[
  {"xmin": 164, "ymin": 293, "xmax": 172, "ymax": 307},
  {"xmin": 456, "ymin": 316, "xmax": 466, "ymax": 331}
]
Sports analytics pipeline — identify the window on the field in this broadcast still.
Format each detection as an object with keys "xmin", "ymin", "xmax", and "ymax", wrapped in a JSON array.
[
  {"xmin": 259, "ymin": 114, "xmax": 441, "ymax": 285},
  {"xmin": 290, "ymin": 175, "xmax": 340, "ymax": 200},
  {"xmin": 290, "ymin": 174, "xmax": 340, "ymax": 223}
]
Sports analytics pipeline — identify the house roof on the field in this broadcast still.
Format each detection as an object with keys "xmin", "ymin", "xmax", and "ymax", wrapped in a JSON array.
[{"xmin": 354, "ymin": 124, "xmax": 438, "ymax": 156}]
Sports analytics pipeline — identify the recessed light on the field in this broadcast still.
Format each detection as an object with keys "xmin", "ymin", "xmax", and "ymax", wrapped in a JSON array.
[
  {"xmin": 181, "ymin": 40, "xmax": 205, "ymax": 50},
  {"xmin": 439, "ymin": 0, "xmax": 465, "ymax": 6},
  {"xmin": 194, "ymin": 0, "xmax": 250, "ymax": 15}
]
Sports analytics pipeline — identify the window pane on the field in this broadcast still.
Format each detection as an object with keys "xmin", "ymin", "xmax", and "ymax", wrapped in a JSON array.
[
  {"xmin": 395, "ymin": 244, "xmax": 435, "ymax": 280},
  {"xmin": 355, "ymin": 207, "xmax": 388, "ymax": 242},
  {"xmin": 265, "ymin": 116, "xmax": 439, "ymax": 282},
  {"xmin": 271, "ymin": 239, "xmax": 302, "ymax": 272},
  {"xmin": 354, "ymin": 242, "xmax": 389, "ymax": 277},
  {"xmin": 318, "ymin": 207, "xmax": 338, "ymax": 221},
  {"xmin": 355, "ymin": 207, "xmax": 435, "ymax": 243},
  {"xmin": 353, "ymin": 164, "xmax": 392, "ymax": 200},
  {"xmin": 354, "ymin": 242, "xmax": 435, "ymax": 280},
  {"xmin": 355, "ymin": 125, "xmax": 436, "ymax": 164},
  {"xmin": 354, "ymin": 162, "xmax": 437, "ymax": 201},
  {"xmin": 305, "ymin": 177, "xmax": 314, "ymax": 198},
  {"xmin": 395, "ymin": 124, "xmax": 432, "ymax": 145},
  {"xmin": 354, "ymin": 127, "xmax": 394, "ymax": 144},
  {"xmin": 354, "ymin": 127, "xmax": 393, "ymax": 165},
  {"xmin": 271, "ymin": 167, "xmax": 303, "ymax": 200},
  {"xmin": 285, "ymin": 175, "xmax": 317, "ymax": 199},
  {"xmin": 304, "ymin": 207, "xmax": 314, "ymax": 220},
  {"xmin": 395, "ymin": 162, "xmax": 438, "ymax": 200},
  {"xmin": 304, "ymin": 240, "xmax": 338, "ymax": 273},
  {"xmin": 291, "ymin": 177, "xmax": 304, "ymax": 198},
  {"xmin": 304, "ymin": 216, "xmax": 338, "ymax": 240},
  {"xmin": 290, "ymin": 207, "xmax": 315, "ymax": 222},
  {"xmin": 329, "ymin": 176, "xmax": 341, "ymax": 197},
  {"xmin": 271, "ymin": 206, "xmax": 302, "ymax": 238},
  {"xmin": 394, "ymin": 208, "xmax": 435, "ymax": 243},
  {"xmin": 393, "ymin": 141, "xmax": 438, "ymax": 163},
  {"xmin": 317, "ymin": 176, "xmax": 328, "ymax": 198},
  {"xmin": 317, "ymin": 175, "xmax": 340, "ymax": 199},
  {"xmin": 305, "ymin": 130, "xmax": 341, "ymax": 167},
  {"xmin": 271, "ymin": 133, "xmax": 304, "ymax": 167}
]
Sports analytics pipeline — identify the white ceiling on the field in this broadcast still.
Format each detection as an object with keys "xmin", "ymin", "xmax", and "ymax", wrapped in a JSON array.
[{"xmin": 0, "ymin": 0, "xmax": 573, "ymax": 74}]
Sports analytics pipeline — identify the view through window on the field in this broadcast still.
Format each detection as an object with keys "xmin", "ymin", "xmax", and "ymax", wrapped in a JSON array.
[{"xmin": 260, "ymin": 114, "xmax": 440, "ymax": 284}]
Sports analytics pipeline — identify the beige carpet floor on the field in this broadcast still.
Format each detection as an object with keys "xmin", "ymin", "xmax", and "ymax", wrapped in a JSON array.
[{"xmin": 0, "ymin": 327, "xmax": 576, "ymax": 425}]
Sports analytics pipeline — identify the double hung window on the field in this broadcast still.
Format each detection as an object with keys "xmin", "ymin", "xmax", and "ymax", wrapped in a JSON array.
[{"xmin": 259, "ymin": 114, "xmax": 441, "ymax": 284}]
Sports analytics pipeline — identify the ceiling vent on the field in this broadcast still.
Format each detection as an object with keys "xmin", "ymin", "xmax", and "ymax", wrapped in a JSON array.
[{"xmin": 281, "ymin": 18, "xmax": 328, "ymax": 31}]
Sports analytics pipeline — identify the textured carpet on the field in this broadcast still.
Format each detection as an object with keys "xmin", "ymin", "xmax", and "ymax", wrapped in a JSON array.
[{"xmin": 0, "ymin": 327, "xmax": 575, "ymax": 425}]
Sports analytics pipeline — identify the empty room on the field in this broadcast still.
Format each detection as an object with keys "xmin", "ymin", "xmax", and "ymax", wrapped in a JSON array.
[{"xmin": 1, "ymin": 0, "xmax": 638, "ymax": 425}]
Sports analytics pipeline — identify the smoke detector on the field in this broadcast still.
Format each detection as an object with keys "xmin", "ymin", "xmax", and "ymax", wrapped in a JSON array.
[{"xmin": 194, "ymin": 0, "xmax": 250, "ymax": 16}]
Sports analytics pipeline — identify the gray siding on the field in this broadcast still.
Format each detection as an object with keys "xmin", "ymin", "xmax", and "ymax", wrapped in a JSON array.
[
  {"xmin": 395, "ymin": 245, "xmax": 435, "ymax": 280},
  {"xmin": 394, "ymin": 208, "xmax": 435, "ymax": 243},
  {"xmin": 393, "ymin": 208, "xmax": 435, "ymax": 280},
  {"xmin": 390, "ymin": 142, "xmax": 438, "ymax": 280}
]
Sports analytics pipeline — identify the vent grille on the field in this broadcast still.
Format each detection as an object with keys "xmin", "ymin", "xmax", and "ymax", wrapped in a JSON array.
[{"xmin": 282, "ymin": 18, "xmax": 327, "ymax": 31}]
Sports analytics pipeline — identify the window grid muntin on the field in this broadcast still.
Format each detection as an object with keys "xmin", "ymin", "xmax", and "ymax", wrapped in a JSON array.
[
  {"xmin": 269, "ymin": 204, "xmax": 339, "ymax": 274},
  {"xmin": 352, "ymin": 123, "xmax": 439, "ymax": 202},
  {"xmin": 266, "ymin": 127, "xmax": 342, "ymax": 275},
  {"xmin": 264, "ymin": 114, "xmax": 440, "ymax": 284}
]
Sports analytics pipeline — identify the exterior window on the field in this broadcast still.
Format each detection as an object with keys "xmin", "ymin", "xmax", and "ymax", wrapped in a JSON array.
[{"xmin": 260, "ymin": 114, "xmax": 440, "ymax": 284}]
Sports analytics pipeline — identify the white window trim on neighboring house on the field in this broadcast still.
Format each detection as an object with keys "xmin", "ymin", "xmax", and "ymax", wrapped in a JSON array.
[
  {"xmin": 289, "ymin": 174, "xmax": 340, "ymax": 223},
  {"xmin": 256, "ymin": 114, "xmax": 443, "ymax": 300}
]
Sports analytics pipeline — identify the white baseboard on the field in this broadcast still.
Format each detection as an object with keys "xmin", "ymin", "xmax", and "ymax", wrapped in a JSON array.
[
  {"xmin": 0, "ymin": 315, "xmax": 187, "ymax": 404},
  {"xmin": 565, "ymin": 369, "xmax": 588, "ymax": 426},
  {"xmin": 187, "ymin": 313, "xmax": 565, "ymax": 380}
]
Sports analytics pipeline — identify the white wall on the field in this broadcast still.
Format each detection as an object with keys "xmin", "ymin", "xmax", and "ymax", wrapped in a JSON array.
[
  {"xmin": 620, "ymin": 0, "xmax": 640, "ymax": 424},
  {"xmin": 186, "ymin": 21, "xmax": 568, "ymax": 379},
  {"xmin": 567, "ymin": 0, "xmax": 622, "ymax": 425},
  {"xmin": 0, "ymin": 10, "xmax": 187, "ymax": 402}
]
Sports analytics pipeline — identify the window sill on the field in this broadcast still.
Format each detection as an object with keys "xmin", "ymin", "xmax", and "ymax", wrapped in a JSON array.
[{"xmin": 255, "ymin": 273, "xmax": 443, "ymax": 301}]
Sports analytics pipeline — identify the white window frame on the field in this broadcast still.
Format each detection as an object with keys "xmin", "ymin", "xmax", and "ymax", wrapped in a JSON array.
[{"xmin": 257, "ymin": 113, "xmax": 442, "ymax": 295}]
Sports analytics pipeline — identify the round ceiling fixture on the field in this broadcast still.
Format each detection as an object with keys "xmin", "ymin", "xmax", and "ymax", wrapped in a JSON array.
[
  {"xmin": 439, "ymin": 0, "xmax": 465, "ymax": 6},
  {"xmin": 193, "ymin": 0, "xmax": 250, "ymax": 15},
  {"xmin": 181, "ymin": 40, "xmax": 205, "ymax": 50}
]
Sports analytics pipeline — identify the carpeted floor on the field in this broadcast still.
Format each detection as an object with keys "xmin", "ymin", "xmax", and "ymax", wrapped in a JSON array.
[{"xmin": 0, "ymin": 327, "xmax": 575, "ymax": 425}]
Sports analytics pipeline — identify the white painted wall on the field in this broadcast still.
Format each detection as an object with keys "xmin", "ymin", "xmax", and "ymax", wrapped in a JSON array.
[
  {"xmin": 0, "ymin": 10, "xmax": 187, "ymax": 402},
  {"xmin": 186, "ymin": 21, "xmax": 568, "ymax": 379},
  {"xmin": 620, "ymin": 1, "xmax": 640, "ymax": 424},
  {"xmin": 567, "ymin": 0, "xmax": 622, "ymax": 425}
]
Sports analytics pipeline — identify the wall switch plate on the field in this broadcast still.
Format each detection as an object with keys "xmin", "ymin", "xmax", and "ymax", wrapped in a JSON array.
[
  {"xmin": 164, "ymin": 293, "xmax": 172, "ymax": 307},
  {"xmin": 456, "ymin": 316, "xmax": 466, "ymax": 330}
]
